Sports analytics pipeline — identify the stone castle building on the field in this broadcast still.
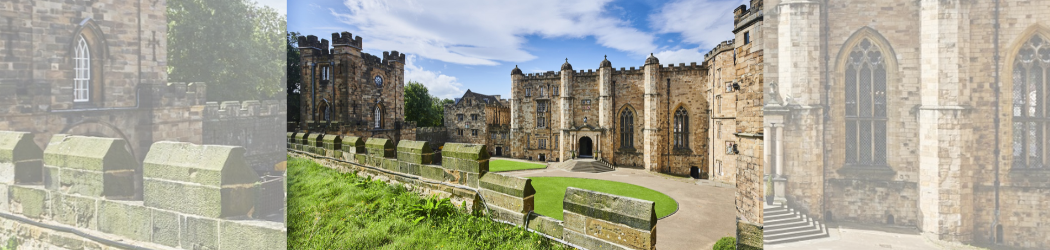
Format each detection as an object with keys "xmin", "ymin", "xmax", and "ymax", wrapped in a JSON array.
[
  {"xmin": 0, "ymin": 0, "xmax": 285, "ymax": 175},
  {"xmin": 444, "ymin": 90, "xmax": 511, "ymax": 156},
  {"xmin": 295, "ymin": 33, "xmax": 414, "ymax": 141},
  {"xmin": 765, "ymin": 0, "xmax": 1050, "ymax": 248}
]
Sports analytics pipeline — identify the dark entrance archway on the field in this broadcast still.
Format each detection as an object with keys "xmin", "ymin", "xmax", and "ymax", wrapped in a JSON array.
[
  {"xmin": 578, "ymin": 137, "xmax": 593, "ymax": 158},
  {"xmin": 495, "ymin": 146, "xmax": 502, "ymax": 156}
]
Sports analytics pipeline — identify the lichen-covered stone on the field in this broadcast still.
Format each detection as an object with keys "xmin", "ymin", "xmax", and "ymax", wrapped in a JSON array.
[
  {"xmin": 527, "ymin": 213, "xmax": 564, "ymax": 239},
  {"xmin": 562, "ymin": 187, "xmax": 656, "ymax": 231},
  {"xmin": 365, "ymin": 138, "xmax": 395, "ymax": 158},
  {"xmin": 396, "ymin": 140, "xmax": 433, "ymax": 164},
  {"xmin": 0, "ymin": 131, "xmax": 43, "ymax": 184},
  {"xmin": 9, "ymin": 185, "xmax": 49, "ymax": 219},
  {"xmin": 97, "ymin": 200, "xmax": 151, "ymax": 242},
  {"xmin": 479, "ymin": 173, "xmax": 535, "ymax": 198},
  {"xmin": 42, "ymin": 135, "xmax": 136, "ymax": 199},
  {"xmin": 143, "ymin": 141, "xmax": 258, "ymax": 218},
  {"xmin": 342, "ymin": 136, "xmax": 365, "ymax": 154},
  {"xmin": 219, "ymin": 219, "xmax": 286, "ymax": 250}
]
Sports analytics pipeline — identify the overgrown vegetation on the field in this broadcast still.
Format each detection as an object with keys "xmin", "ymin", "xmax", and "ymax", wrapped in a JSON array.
[
  {"xmin": 712, "ymin": 236, "xmax": 736, "ymax": 250},
  {"xmin": 287, "ymin": 157, "xmax": 570, "ymax": 250}
]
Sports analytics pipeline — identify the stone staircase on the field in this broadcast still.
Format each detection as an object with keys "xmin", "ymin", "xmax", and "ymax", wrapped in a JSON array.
[
  {"xmin": 764, "ymin": 202, "xmax": 829, "ymax": 245},
  {"xmin": 552, "ymin": 159, "xmax": 616, "ymax": 173}
]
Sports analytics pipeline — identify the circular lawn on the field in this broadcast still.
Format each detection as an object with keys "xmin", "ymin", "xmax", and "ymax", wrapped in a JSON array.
[{"xmin": 527, "ymin": 177, "xmax": 678, "ymax": 221}]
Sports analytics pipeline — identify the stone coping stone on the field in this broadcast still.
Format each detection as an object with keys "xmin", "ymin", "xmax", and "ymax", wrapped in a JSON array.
[
  {"xmin": 0, "ymin": 131, "xmax": 42, "ymax": 163},
  {"xmin": 342, "ymin": 136, "xmax": 365, "ymax": 153},
  {"xmin": 562, "ymin": 187, "xmax": 656, "ymax": 231},
  {"xmin": 42, "ymin": 135, "xmax": 136, "ymax": 198},
  {"xmin": 43, "ymin": 135, "xmax": 136, "ymax": 172},
  {"xmin": 479, "ymin": 173, "xmax": 535, "ymax": 198},
  {"xmin": 480, "ymin": 189, "xmax": 533, "ymax": 213},
  {"xmin": 307, "ymin": 133, "xmax": 324, "ymax": 147},
  {"xmin": 441, "ymin": 143, "xmax": 489, "ymax": 160},
  {"xmin": 143, "ymin": 141, "xmax": 258, "ymax": 218},
  {"xmin": 219, "ymin": 217, "xmax": 288, "ymax": 250},
  {"xmin": 296, "ymin": 132, "xmax": 311, "ymax": 145},
  {"xmin": 286, "ymin": 132, "xmax": 296, "ymax": 142},
  {"xmin": 0, "ymin": 131, "xmax": 43, "ymax": 184},
  {"xmin": 144, "ymin": 142, "xmax": 259, "ymax": 186},
  {"xmin": 322, "ymin": 135, "xmax": 342, "ymax": 150},
  {"xmin": 396, "ymin": 140, "xmax": 432, "ymax": 164},
  {"xmin": 441, "ymin": 157, "xmax": 488, "ymax": 174},
  {"xmin": 365, "ymin": 138, "xmax": 394, "ymax": 158}
]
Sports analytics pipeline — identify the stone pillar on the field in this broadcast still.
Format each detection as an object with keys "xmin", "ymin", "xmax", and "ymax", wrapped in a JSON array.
[
  {"xmin": 560, "ymin": 61, "xmax": 574, "ymax": 162},
  {"xmin": 775, "ymin": 0, "xmax": 825, "ymax": 219},
  {"xmin": 510, "ymin": 67, "xmax": 523, "ymax": 158},
  {"xmin": 598, "ymin": 58, "xmax": 614, "ymax": 163},
  {"xmin": 643, "ymin": 54, "xmax": 662, "ymax": 172},
  {"xmin": 918, "ymin": 0, "xmax": 971, "ymax": 241}
]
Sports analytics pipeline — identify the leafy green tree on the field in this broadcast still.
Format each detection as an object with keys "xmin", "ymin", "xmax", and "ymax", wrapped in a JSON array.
[
  {"xmin": 167, "ymin": 0, "xmax": 285, "ymax": 101},
  {"xmin": 287, "ymin": 31, "xmax": 302, "ymax": 122},
  {"xmin": 405, "ymin": 81, "xmax": 439, "ymax": 127}
]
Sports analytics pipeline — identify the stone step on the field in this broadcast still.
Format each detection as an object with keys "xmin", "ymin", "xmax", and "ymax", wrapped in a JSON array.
[
  {"xmin": 764, "ymin": 231, "xmax": 829, "ymax": 245},
  {"xmin": 764, "ymin": 211, "xmax": 797, "ymax": 221},
  {"xmin": 764, "ymin": 218, "xmax": 811, "ymax": 231},
  {"xmin": 764, "ymin": 222, "xmax": 819, "ymax": 236},
  {"xmin": 765, "ymin": 226, "xmax": 824, "ymax": 241}
]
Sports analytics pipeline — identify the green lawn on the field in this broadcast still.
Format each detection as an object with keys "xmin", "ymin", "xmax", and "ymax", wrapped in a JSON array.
[
  {"xmin": 489, "ymin": 159, "xmax": 547, "ymax": 172},
  {"xmin": 287, "ymin": 156, "xmax": 569, "ymax": 250},
  {"xmin": 528, "ymin": 177, "xmax": 678, "ymax": 221}
]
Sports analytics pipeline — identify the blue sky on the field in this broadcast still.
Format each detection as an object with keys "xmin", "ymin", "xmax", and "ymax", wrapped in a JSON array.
[{"xmin": 285, "ymin": 0, "xmax": 747, "ymax": 99}]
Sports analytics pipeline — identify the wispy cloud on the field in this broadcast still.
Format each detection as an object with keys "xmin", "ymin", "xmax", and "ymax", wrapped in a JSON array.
[
  {"xmin": 403, "ymin": 55, "xmax": 463, "ymax": 99},
  {"xmin": 328, "ymin": 0, "xmax": 658, "ymax": 66},
  {"xmin": 650, "ymin": 0, "xmax": 744, "ymax": 48}
]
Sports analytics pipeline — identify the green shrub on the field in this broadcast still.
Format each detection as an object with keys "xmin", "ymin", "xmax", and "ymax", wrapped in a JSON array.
[{"xmin": 713, "ymin": 236, "xmax": 736, "ymax": 250}]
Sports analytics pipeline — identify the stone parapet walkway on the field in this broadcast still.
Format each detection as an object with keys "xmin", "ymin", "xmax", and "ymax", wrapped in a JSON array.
[{"xmin": 502, "ymin": 167, "xmax": 736, "ymax": 250}]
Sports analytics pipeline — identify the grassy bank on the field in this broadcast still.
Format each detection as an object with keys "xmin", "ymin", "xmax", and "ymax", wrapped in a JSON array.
[
  {"xmin": 286, "ymin": 156, "xmax": 570, "ymax": 250},
  {"xmin": 489, "ymin": 159, "xmax": 547, "ymax": 172}
]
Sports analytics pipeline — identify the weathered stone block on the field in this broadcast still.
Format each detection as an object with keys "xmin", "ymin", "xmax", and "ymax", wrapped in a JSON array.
[
  {"xmin": 42, "ymin": 134, "xmax": 137, "ymax": 199},
  {"xmin": 420, "ymin": 164, "xmax": 445, "ymax": 181},
  {"xmin": 307, "ymin": 133, "xmax": 324, "ymax": 149},
  {"xmin": 342, "ymin": 136, "xmax": 365, "ymax": 154},
  {"xmin": 52, "ymin": 193, "xmax": 98, "ymax": 229},
  {"xmin": 354, "ymin": 153, "xmax": 367, "ymax": 164},
  {"xmin": 9, "ymin": 185, "xmax": 49, "ymax": 219},
  {"xmin": 97, "ymin": 200, "xmax": 151, "ymax": 242},
  {"xmin": 480, "ymin": 189, "xmax": 534, "ymax": 213},
  {"xmin": 527, "ymin": 213, "xmax": 564, "ymax": 239},
  {"xmin": 143, "ymin": 141, "xmax": 258, "ymax": 218},
  {"xmin": 441, "ymin": 157, "xmax": 489, "ymax": 173},
  {"xmin": 151, "ymin": 208, "xmax": 180, "ymax": 247},
  {"xmin": 441, "ymin": 143, "xmax": 489, "ymax": 160},
  {"xmin": 365, "ymin": 138, "xmax": 395, "ymax": 158},
  {"xmin": 398, "ymin": 162, "xmax": 420, "ymax": 176},
  {"xmin": 480, "ymin": 173, "xmax": 536, "ymax": 198},
  {"xmin": 488, "ymin": 204, "xmax": 528, "ymax": 225},
  {"xmin": 397, "ymin": 140, "xmax": 433, "ymax": 164},
  {"xmin": 286, "ymin": 132, "xmax": 296, "ymax": 148},
  {"xmin": 562, "ymin": 187, "xmax": 656, "ymax": 231},
  {"xmin": 322, "ymin": 134, "xmax": 341, "ymax": 151},
  {"xmin": 564, "ymin": 229, "xmax": 634, "ymax": 250},
  {"xmin": 0, "ymin": 131, "xmax": 43, "ymax": 184},
  {"xmin": 219, "ymin": 220, "xmax": 287, "ymax": 250},
  {"xmin": 182, "ymin": 215, "xmax": 219, "ymax": 250}
]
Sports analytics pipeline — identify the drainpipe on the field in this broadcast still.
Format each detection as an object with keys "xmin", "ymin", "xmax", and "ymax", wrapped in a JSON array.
[{"xmin": 991, "ymin": 0, "xmax": 1002, "ymax": 244}]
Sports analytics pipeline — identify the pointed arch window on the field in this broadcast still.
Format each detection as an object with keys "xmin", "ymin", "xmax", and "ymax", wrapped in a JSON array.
[
  {"xmin": 673, "ymin": 107, "xmax": 689, "ymax": 149},
  {"xmin": 845, "ymin": 38, "xmax": 888, "ymax": 166},
  {"xmin": 374, "ymin": 106, "xmax": 383, "ymax": 128},
  {"xmin": 73, "ymin": 35, "xmax": 91, "ymax": 102},
  {"xmin": 620, "ymin": 108, "xmax": 634, "ymax": 149},
  {"xmin": 1013, "ymin": 34, "xmax": 1050, "ymax": 169}
]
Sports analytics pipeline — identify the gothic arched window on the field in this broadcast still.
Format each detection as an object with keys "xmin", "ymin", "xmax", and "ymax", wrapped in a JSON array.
[
  {"xmin": 374, "ymin": 106, "xmax": 382, "ymax": 128},
  {"xmin": 845, "ymin": 38, "xmax": 888, "ymax": 166},
  {"xmin": 73, "ymin": 35, "xmax": 91, "ymax": 102},
  {"xmin": 1013, "ymin": 34, "xmax": 1050, "ymax": 169},
  {"xmin": 620, "ymin": 108, "xmax": 634, "ymax": 149},
  {"xmin": 673, "ymin": 107, "xmax": 688, "ymax": 149}
]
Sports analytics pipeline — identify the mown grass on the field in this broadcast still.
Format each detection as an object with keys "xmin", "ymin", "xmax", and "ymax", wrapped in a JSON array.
[
  {"xmin": 287, "ymin": 156, "xmax": 571, "ymax": 250},
  {"xmin": 529, "ymin": 177, "xmax": 678, "ymax": 220},
  {"xmin": 489, "ymin": 159, "xmax": 547, "ymax": 172}
]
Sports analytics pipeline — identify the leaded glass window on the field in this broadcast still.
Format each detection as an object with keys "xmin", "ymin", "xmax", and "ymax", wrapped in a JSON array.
[
  {"xmin": 845, "ymin": 38, "xmax": 888, "ymax": 166},
  {"xmin": 1013, "ymin": 35, "xmax": 1050, "ymax": 169},
  {"xmin": 673, "ymin": 107, "xmax": 688, "ymax": 149},
  {"xmin": 620, "ymin": 108, "xmax": 634, "ymax": 148},
  {"xmin": 74, "ymin": 35, "xmax": 90, "ymax": 102}
]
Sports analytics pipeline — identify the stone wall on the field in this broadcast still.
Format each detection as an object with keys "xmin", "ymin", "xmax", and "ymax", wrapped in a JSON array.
[
  {"xmin": 0, "ymin": 131, "xmax": 284, "ymax": 250},
  {"xmin": 202, "ymin": 100, "xmax": 286, "ymax": 175},
  {"xmin": 290, "ymin": 134, "xmax": 658, "ymax": 250}
]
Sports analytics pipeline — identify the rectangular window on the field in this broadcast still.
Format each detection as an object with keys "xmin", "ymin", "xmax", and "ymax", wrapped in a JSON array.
[
  {"xmin": 471, "ymin": 114, "xmax": 478, "ymax": 121},
  {"xmin": 744, "ymin": 32, "xmax": 750, "ymax": 45},
  {"xmin": 472, "ymin": 129, "xmax": 478, "ymax": 137},
  {"xmin": 539, "ymin": 138, "xmax": 547, "ymax": 149},
  {"xmin": 538, "ymin": 117, "xmax": 546, "ymax": 128},
  {"xmin": 526, "ymin": 88, "xmax": 531, "ymax": 97},
  {"xmin": 457, "ymin": 114, "xmax": 464, "ymax": 121},
  {"xmin": 554, "ymin": 86, "xmax": 559, "ymax": 96},
  {"xmin": 458, "ymin": 129, "xmax": 463, "ymax": 136}
]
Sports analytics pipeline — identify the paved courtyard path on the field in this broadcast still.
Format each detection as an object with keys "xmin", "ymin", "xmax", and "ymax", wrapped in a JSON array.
[
  {"xmin": 767, "ymin": 222, "xmax": 990, "ymax": 250},
  {"xmin": 501, "ymin": 166, "xmax": 736, "ymax": 250}
]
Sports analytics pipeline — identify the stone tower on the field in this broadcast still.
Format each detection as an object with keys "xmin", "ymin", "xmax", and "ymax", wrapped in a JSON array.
[{"xmin": 643, "ymin": 53, "xmax": 664, "ymax": 171}]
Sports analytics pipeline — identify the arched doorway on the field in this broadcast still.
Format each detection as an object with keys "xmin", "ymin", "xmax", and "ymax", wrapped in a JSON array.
[{"xmin": 578, "ymin": 137, "xmax": 593, "ymax": 158}]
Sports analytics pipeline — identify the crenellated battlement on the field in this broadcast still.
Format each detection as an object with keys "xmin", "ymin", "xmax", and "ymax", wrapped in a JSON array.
[
  {"xmin": 383, "ymin": 50, "xmax": 407, "ymax": 64},
  {"xmin": 203, "ymin": 99, "xmax": 287, "ymax": 119},
  {"xmin": 704, "ymin": 39, "xmax": 736, "ymax": 62},
  {"xmin": 151, "ymin": 82, "xmax": 207, "ymax": 107},
  {"xmin": 331, "ymin": 31, "xmax": 363, "ymax": 49}
]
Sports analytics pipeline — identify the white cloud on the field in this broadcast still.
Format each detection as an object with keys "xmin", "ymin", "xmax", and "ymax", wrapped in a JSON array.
[
  {"xmin": 653, "ymin": 46, "xmax": 706, "ymax": 66},
  {"xmin": 249, "ymin": 0, "xmax": 287, "ymax": 15},
  {"xmin": 650, "ymin": 0, "xmax": 745, "ymax": 48},
  {"xmin": 328, "ymin": 0, "xmax": 658, "ymax": 65},
  {"xmin": 403, "ymin": 55, "xmax": 463, "ymax": 99}
]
